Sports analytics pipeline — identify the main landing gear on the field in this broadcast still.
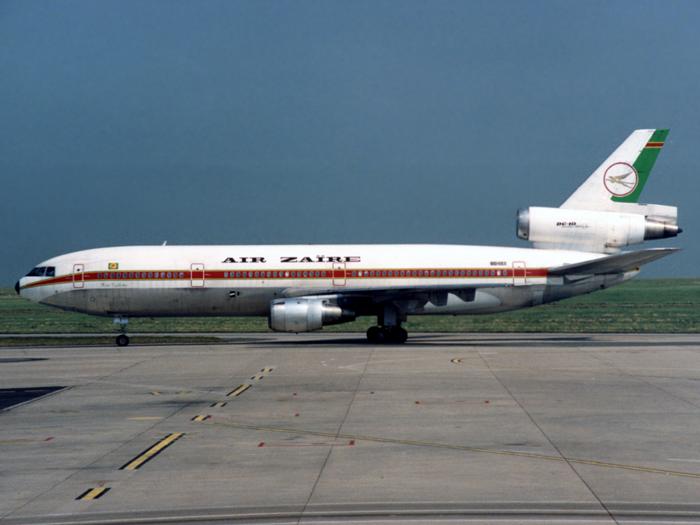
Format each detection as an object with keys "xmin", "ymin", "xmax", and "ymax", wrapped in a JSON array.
[
  {"xmin": 114, "ymin": 316, "xmax": 130, "ymax": 347},
  {"xmin": 366, "ymin": 325, "xmax": 408, "ymax": 344},
  {"xmin": 366, "ymin": 304, "xmax": 408, "ymax": 344}
]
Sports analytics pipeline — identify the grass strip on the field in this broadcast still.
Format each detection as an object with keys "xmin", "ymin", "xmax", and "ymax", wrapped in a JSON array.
[{"xmin": 0, "ymin": 336, "xmax": 224, "ymax": 347}]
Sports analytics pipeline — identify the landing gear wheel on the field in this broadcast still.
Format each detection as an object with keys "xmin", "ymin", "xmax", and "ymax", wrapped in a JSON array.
[
  {"xmin": 391, "ymin": 327, "xmax": 408, "ymax": 344},
  {"xmin": 366, "ymin": 326, "xmax": 381, "ymax": 343},
  {"xmin": 116, "ymin": 334, "xmax": 130, "ymax": 347},
  {"xmin": 366, "ymin": 326, "xmax": 407, "ymax": 344},
  {"xmin": 386, "ymin": 326, "xmax": 407, "ymax": 344}
]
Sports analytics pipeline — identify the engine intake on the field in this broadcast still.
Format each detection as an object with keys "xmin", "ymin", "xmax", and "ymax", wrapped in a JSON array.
[{"xmin": 269, "ymin": 298, "xmax": 355, "ymax": 332}]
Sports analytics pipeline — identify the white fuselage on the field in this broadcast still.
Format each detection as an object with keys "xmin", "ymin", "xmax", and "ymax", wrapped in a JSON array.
[{"xmin": 18, "ymin": 244, "xmax": 635, "ymax": 319}]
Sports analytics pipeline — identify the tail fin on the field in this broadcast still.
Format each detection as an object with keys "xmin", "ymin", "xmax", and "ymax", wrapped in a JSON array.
[{"xmin": 561, "ymin": 129, "xmax": 669, "ymax": 211}]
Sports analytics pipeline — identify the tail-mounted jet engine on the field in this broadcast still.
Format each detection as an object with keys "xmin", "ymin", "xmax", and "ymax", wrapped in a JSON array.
[
  {"xmin": 269, "ymin": 297, "xmax": 356, "ymax": 332},
  {"xmin": 516, "ymin": 206, "xmax": 681, "ymax": 252}
]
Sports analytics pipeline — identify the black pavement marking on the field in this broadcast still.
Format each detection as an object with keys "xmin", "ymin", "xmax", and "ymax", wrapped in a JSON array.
[
  {"xmin": 0, "ymin": 357, "xmax": 48, "ymax": 363},
  {"xmin": 0, "ymin": 386, "xmax": 66, "ymax": 412}
]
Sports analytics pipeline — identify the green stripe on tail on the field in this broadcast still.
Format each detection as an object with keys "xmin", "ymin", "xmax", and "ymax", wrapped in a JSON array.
[{"xmin": 612, "ymin": 129, "xmax": 669, "ymax": 203}]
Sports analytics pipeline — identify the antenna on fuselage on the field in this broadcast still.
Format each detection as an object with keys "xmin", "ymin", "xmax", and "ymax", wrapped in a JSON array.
[{"xmin": 162, "ymin": 241, "xmax": 167, "ymax": 246}]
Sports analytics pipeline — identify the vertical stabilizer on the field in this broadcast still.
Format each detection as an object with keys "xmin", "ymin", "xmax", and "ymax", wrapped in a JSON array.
[{"xmin": 561, "ymin": 129, "xmax": 668, "ymax": 211}]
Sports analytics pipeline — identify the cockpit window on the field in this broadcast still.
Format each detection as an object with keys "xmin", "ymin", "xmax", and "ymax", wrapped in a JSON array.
[{"xmin": 25, "ymin": 266, "xmax": 56, "ymax": 277}]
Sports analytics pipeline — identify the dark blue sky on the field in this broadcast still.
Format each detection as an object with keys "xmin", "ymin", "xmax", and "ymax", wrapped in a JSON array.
[{"xmin": 1, "ymin": 0, "xmax": 698, "ymax": 283}]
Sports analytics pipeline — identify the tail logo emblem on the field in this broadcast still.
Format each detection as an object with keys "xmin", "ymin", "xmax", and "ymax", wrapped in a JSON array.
[{"xmin": 603, "ymin": 162, "xmax": 638, "ymax": 197}]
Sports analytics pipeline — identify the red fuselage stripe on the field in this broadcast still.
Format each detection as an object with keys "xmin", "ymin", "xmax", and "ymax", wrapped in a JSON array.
[{"xmin": 22, "ymin": 267, "xmax": 549, "ymax": 289}]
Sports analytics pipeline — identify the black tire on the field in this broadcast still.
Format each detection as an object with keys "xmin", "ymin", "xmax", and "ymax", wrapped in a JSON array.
[
  {"xmin": 394, "ymin": 327, "xmax": 408, "ymax": 344},
  {"xmin": 366, "ymin": 326, "xmax": 381, "ymax": 343},
  {"xmin": 116, "ymin": 334, "xmax": 130, "ymax": 347},
  {"xmin": 385, "ymin": 326, "xmax": 407, "ymax": 344}
]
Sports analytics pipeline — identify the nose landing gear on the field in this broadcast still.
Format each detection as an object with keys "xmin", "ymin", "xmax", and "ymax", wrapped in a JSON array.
[{"xmin": 114, "ymin": 317, "xmax": 130, "ymax": 347}]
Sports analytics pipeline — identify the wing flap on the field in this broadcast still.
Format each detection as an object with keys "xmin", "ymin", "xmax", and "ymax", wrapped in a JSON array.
[{"xmin": 549, "ymin": 248, "xmax": 679, "ymax": 276}]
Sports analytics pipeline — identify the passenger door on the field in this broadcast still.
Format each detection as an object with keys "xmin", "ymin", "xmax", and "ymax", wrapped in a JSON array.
[
  {"xmin": 332, "ymin": 262, "xmax": 346, "ymax": 286},
  {"xmin": 72, "ymin": 263, "xmax": 84, "ymax": 288},
  {"xmin": 190, "ymin": 263, "xmax": 205, "ymax": 287},
  {"xmin": 512, "ymin": 261, "xmax": 527, "ymax": 286}
]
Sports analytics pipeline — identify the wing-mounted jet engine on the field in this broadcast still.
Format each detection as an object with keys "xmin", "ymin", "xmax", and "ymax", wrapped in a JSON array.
[
  {"xmin": 516, "ymin": 129, "xmax": 681, "ymax": 253},
  {"xmin": 269, "ymin": 297, "xmax": 356, "ymax": 332}
]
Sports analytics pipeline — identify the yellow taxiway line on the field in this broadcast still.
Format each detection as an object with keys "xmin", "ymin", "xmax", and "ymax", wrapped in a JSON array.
[
  {"xmin": 120, "ymin": 432, "xmax": 184, "ymax": 471},
  {"xmin": 76, "ymin": 486, "xmax": 110, "ymax": 500},
  {"xmin": 227, "ymin": 384, "xmax": 251, "ymax": 397}
]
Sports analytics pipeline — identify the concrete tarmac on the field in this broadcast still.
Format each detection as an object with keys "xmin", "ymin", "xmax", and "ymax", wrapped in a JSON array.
[{"xmin": 1, "ymin": 333, "xmax": 700, "ymax": 524}]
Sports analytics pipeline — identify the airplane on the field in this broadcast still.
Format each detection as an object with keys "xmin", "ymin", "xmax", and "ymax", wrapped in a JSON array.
[{"xmin": 16, "ymin": 129, "xmax": 681, "ymax": 346}]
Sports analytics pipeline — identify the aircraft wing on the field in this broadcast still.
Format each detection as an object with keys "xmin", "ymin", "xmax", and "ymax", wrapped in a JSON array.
[
  {"xmin": 284, "ymin": 283, "xmax": 480, "ymax": 302},
  {"xmin": 548, "ymin": 247, "xmax": 680, "ymax": 276}
]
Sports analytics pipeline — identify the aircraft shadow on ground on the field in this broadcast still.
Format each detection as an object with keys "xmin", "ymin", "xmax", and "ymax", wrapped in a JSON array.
[{"xmin": 235, "ymin": 335, "xmax": 700, "ymax": 348}]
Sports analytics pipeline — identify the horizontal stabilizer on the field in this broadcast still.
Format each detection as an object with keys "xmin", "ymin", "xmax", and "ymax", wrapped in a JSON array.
[{"xmin": 549, "ymin": 248, "xmax": 679, "ymax": 276}]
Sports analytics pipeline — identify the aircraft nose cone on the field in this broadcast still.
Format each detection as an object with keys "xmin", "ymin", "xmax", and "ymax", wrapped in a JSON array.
[{"xmin": 15, "ymin": 281, "xmax": 20, "ymax": 295}]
